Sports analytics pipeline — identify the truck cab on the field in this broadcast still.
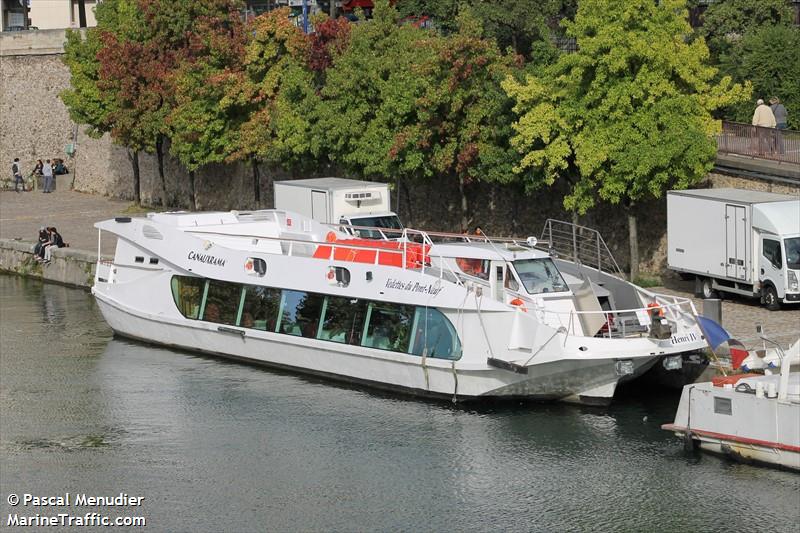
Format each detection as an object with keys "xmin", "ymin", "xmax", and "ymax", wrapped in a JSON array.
[{"xmin": 754, "ymin": 201, "xmax": 800, "ymax": 309}]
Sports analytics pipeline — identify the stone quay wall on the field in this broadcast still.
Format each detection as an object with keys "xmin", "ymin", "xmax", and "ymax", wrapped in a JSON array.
[
  {"xmin": 0, "ymin": 238, "xmax": 104, "ymax": 288},
  {"xmin": 2, "ymin": 30, "xmax": 798, "ymax": 276}
]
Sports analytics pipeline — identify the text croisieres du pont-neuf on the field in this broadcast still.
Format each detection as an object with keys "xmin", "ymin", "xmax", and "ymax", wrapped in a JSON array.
[{"xmin": 18, "ymin": 493, "xmax": 144, "ymax": 507}]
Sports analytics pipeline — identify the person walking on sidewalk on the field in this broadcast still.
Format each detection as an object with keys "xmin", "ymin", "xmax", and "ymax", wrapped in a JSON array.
[
  {"xmin": 752, "ymin": 99, "xmax": 776, "ymax": 155},
  {"xmin": 42, "ymin": 159, "xmax": 54, "ymax": 193},
  {"xmin": 770, "ymin": 97, "xmax": 788, "ymax": 155},
  {"xmin": 12, "ymin": 158, "xmax": 24, "ymax": 192}
]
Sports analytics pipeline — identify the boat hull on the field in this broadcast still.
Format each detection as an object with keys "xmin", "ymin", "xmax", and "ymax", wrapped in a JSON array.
[
  {"xmin": 94, "ymin": 291, "xmax": 646, "ymax": 405},
  {"xmin": 663, "ymin": 378, "xmax": 800, "ymax": 471}
]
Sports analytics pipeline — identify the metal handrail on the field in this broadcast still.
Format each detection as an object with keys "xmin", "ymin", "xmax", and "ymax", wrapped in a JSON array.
[
  {"xmin": 716, "ymin": 121, "xmax": 799, "ymax": 165},
  {"xmin": 540, "ymin": 219, "xmax": 623, "ymax": 276}
]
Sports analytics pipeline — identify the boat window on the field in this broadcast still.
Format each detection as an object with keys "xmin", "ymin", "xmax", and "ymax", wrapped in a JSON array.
[
  {"xmin": 278, "ymin": 290, "xmax": 324, "ymax": 338},
  {"xmin": 346, "ymin": 215, "xmax": 403, "ymax": 239},
  {"xmin": 786, "ymin": 237, "xmax": 800, "ymax": 270},
  {"xmin": 171, "ymin": 276, "xmax": 205, "ymax": 319},
  {"xmin": 362, "ymin": 302, "xmax": 414, "ymax": 351},
  {"xmin": 455, "ymin": 257, "xmax": 490, "ymax": 280},
  {"xmin": 504, "ymin": 267, "xmax": 520, "ymax": 291},
  {"xmin": 318, "ymin": 296, "xmax": 368, "ymax": 344},
  {"xmin": 202, "ymin": 280, "xmax": 242, "ymax": 325},
  {"xmin": 410, "ymin": 308, "xmax": 462, "ymax": 360},
  {"xmin": 513, "ymin": 258, "xmax": 569, "ymax": 294},
  {"xmin": 240, "ymin": 285, "xmax": 281, "ymax": 331}
]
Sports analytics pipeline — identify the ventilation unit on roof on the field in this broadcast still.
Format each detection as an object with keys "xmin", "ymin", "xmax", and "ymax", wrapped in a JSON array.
[{"xmin": 344, "ymin": 191, "xmax": 380, "ymax": 203}]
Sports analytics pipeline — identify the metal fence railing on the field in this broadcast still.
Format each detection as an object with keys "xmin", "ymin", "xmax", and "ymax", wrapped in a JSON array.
[{"xmin": 716, "ymin": 121, "xmax": 799, "ymax": 165}]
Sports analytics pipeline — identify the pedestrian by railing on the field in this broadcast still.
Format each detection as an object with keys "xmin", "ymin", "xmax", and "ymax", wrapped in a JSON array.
[{"xmin": 716, "ymin": 121, "xmax": 799, "ymax": 165}]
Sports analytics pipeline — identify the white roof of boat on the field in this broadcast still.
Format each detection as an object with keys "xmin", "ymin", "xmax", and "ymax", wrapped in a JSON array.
[
  {"xmin": 669, "ymin": 187, "xmax": 798, "ymax": 205},
  {"xmin": 147, "ymin": 211, "xmax": 241, "ymax": 227},
  {"xmin": 431, "ymin": 242, "xmax": 547, "ymax": 260},
  {"xmin": 274, "ymin": 177, "xmax": 388, "ymax": 190}
]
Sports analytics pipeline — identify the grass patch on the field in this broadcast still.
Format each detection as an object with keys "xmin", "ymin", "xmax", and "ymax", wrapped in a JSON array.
[
  {"xmin": 633, "ymin": 274, "xmax": 662, "ymax": 288},
  {"xmin": 120, "ymin": 203, "xmax": 169, "ymax": 215}
]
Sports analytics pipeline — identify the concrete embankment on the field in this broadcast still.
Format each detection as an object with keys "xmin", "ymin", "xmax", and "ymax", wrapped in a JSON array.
[{"xmin": 0, "ymin": 238, "xmax": 104, "ymax": 288}]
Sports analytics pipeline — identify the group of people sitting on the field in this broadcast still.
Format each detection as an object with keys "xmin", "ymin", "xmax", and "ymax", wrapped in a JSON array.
[{"xmin": 33, "ymin": 227, "xmax": 66, "ymax": 263}]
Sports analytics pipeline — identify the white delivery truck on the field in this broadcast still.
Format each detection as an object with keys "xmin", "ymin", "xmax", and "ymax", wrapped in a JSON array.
[
  {"xmin": 667, "ymin": 188, "xmax": 800, "ymax": 310},
  {"xmin": 274, "ymin": 177, "xmax": 403, "ymax": 239}
]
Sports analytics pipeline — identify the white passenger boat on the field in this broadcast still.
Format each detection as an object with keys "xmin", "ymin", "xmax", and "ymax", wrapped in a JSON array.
[
  {"xmin": 663, "ymin": 338, "xmax": 800, "ymax": 470},
  {"xmin": 91, "ymin": 210, "xmax": 706, "ymax": 405}
]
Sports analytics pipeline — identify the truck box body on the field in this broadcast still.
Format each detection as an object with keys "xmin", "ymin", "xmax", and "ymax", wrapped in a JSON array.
[
  {"xmin": 667, "ymin": 188, "xmax": 800, "ymax": 306},
  {"xmin": 274, "ymin": 178, "xmax": 392, "ymax": 225}
]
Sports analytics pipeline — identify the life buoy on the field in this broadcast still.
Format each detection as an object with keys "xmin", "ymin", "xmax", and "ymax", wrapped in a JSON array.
[
  {"xmin": 510, "ymin": 298, "xmax": 528, "ymax": 312},
  {"xmin": 647, "ymin": 302, "xmax": 664, "ymax": 318}
]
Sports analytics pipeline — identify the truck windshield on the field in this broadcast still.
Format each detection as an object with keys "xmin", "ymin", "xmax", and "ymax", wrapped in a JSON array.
[
  {"xmin": 512, "ymin": 258, "xmax": 569, "ymax": 294},
  {"xmin": 786, "ymin": 237, "xmax": 800, "ymax": 270},
  {"xmin": 346, "ymin": 215, "xmax": 403, "ymax": 239}
]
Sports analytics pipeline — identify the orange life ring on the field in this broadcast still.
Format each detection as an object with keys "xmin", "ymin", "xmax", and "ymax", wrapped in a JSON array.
[
  {"xmin": 647, "ymin": 302, "xmax": 664, "ymax": 318},
  {"xmin": 510, "ymin": 298, "xmax": 528, "ymax": 312}
]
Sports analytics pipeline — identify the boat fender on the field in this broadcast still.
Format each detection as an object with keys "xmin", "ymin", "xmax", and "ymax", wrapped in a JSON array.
[
  {"xmin": 683, "ymin": 431, "xmax": 698, "ymax": 453},
  {"xmin": 510, "ymin": 298, "xmax": 528, "ymax": 312}
]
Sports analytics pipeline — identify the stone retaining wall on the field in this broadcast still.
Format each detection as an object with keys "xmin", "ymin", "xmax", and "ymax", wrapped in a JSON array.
[{"xmin": 0, "ymin": 238, "xmax": 103, "ymax": 288}]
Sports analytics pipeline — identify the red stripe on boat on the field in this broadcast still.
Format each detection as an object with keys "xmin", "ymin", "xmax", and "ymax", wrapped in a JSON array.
[{"xmin": 661, "ymin": 424, "xmax": 800, "ymax": 453}]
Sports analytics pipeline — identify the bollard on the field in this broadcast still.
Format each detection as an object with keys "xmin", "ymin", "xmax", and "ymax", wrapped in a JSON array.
[{"xmin": 702, "ymin": 298, "xmax": 722, "ymax": 324}]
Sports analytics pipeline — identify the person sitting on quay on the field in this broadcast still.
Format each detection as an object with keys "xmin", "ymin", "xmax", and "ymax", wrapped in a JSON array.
[
  {"xmin": 37, "ymin": 227, "xmax": 66, "ymax": 264},
  {"xmin": 33, "ymin": 227, "xmax": 49, "ymax": 258}
]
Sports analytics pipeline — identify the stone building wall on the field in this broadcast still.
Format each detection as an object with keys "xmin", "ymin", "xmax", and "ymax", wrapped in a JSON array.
[{"xmin": 2, "ymin": 30, "xmax": 798, "ymax": 276}]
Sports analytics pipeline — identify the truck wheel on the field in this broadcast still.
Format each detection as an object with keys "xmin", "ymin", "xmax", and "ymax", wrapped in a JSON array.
[
  {"xmin": 763, "ymin": 285, "xmax": 781, "ymax": 311},
  {"xmin": 700, "ymin": 277, "xmax": 718, "ymax": 299}
]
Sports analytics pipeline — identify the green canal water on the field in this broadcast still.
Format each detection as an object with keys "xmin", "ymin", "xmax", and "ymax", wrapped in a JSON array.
[{"xmin": 1, "ymin": 275, "xmax": 798, "ymax": 532}]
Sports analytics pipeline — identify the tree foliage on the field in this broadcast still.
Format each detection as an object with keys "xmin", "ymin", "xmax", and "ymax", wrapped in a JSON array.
[
  {"xmin": 504, "ymin": 0, "xmax": 749, "ymax": 214},
  {"xmin": 700, "ymin": 0, "xmax": 794, "ymax": 58},
  {"xmin": 314, "ymin": 0, "xmax": 436, "ymax": 177},
  {"xmin": 61, "ymin": 27, "xmax": 110, "ymax": 139},
  {"xmin": 503, "ymin": 0, "xmax": 749, "ymax": 275},
  {"xmin": 719, "ymin": 24, "xmax": 800, "ymax": 129}
]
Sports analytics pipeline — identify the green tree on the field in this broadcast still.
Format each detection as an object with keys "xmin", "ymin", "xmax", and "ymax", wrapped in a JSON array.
[
  {"xmin": 503, "ymin": 0, "xmax": 749, "ymax": 280},
  {"xmin": 395, "ymin": 0, "xmax": 565, "ymax": 59},
  {"xmin": 314, "ymin": 0, "xmax": 436, "ymax": 179},
  {"xmin": 391, "ymin": 9, "xmax": 521, "ymax": 230},
  {"xmin": 60, "ymin": 0, "xmax": 141, "ymax": 195},
  {"xmin": 167, "ymin": 10, "xmax": 249, "ymax": 206},
  {"xmin": 700, "ymin": 0, "xmax": 793, "ymax": 58},
  {"xmin": 61, "ymin": 27, "xmax": 111, "ymax": 141},
  {"xmin": 719, "ymin": 24, "xmax": 800, "ymax": 129}
]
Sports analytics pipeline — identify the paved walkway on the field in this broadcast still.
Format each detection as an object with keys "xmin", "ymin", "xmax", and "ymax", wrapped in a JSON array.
[{"xmin": 0, "ymin": 188, "xmax": 131, "ymax": 255}]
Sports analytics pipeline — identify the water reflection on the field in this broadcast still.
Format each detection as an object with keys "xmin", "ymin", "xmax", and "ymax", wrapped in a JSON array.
[{"xmin": 1, "ymin": 275, "xmax": 798, "ymax": 532}]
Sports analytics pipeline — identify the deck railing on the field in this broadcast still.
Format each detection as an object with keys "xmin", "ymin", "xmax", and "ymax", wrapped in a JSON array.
[
  {"xmin": 716, "ymin": 121, "xmax": 799, "ymax": 165},
  {"xmin": 540, "ymin": 219, "xmax": 623, "ymax": 277}
]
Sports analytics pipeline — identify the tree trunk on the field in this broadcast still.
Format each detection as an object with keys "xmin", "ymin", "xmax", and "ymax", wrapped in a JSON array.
[
  {"xmin": 627, "ymin": 210, "xmax": 639, "ymax": 282},
  {"xmin": 129, "ymin": 149, "xmax": 141, "ymax": 205},
  {"xmin": 156, "ymin": 136, "xmax": 167, "ymax": 207},
  {"xmin": 458, "ymin": 176, "xmax": 469, "ymax": 232},
  {"xmin": 189, "ymin": 170, "xmax": 197, "ymax": 211},
  {"xmin": 252, "ymin": 158, "xmax": 261, "ymax": 207},
  {"xmin": 329, "ymin": 0, "xmax": 336, "ymax": 18}
]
